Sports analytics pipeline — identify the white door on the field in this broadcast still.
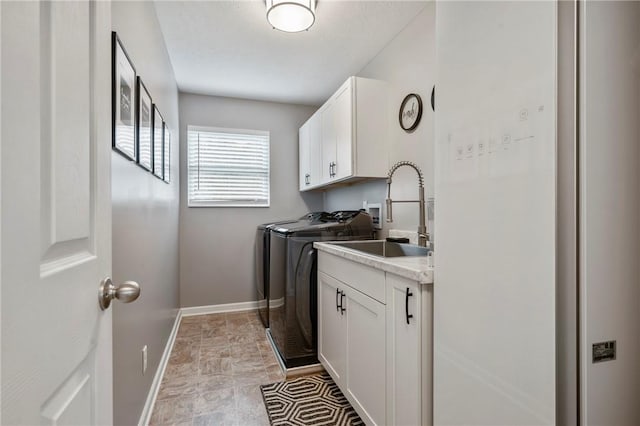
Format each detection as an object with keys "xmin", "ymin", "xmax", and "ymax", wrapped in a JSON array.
[
  {"xmin": 435, "ymin": 2, "xmax": 556, "ymax": 424},
  {"xmin": 1, "ymin": 2, "xmax": 117, "ymax": 424}
]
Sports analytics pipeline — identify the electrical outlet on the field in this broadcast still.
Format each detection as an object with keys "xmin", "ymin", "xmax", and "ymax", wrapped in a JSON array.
[{"xmin": 142, "ymin": 345, "xmax": 148, "ymax": 375}]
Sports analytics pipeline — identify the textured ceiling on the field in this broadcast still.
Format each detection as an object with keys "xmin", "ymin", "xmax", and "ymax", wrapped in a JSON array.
[{"xmin": 154, "ymin": 1, "xmax": 428, "ymax": 106}]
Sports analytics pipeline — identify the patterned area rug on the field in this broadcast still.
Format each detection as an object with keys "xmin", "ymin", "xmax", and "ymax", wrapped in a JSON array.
[{"xmin": 260, "ymin": 372, "xmax": 364, "ymax": 426}]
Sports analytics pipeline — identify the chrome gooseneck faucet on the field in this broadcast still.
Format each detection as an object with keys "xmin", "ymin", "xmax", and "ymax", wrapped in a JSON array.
[{"xmin": 385, "ymin": 161, "xmax": 429, "ymax": 247}]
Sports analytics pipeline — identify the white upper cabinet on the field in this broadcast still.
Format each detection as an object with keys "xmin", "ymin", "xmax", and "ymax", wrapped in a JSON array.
[{"xmin": 299, "ymin": 76, "xmax": 388, "ymax": 191}]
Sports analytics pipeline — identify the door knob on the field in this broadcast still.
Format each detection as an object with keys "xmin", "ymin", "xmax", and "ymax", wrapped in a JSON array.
[{"xmin": 99, "ymin": 277, "xmax": 140, "ymax": 310}]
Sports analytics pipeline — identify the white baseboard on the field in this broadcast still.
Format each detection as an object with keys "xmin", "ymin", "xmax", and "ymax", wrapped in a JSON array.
[
  {"xmin": 180, "ymin": 300, "xmax": 258, "ymax": 316},
  {"xmin": 138, "ymin": 310, "xmax": 182, "ymax": 426}
]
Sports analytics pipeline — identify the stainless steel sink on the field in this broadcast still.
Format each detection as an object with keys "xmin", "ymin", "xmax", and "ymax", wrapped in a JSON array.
[{"xmin": 331, "ymin": 240, "xmax": 430, "ymax": 258}]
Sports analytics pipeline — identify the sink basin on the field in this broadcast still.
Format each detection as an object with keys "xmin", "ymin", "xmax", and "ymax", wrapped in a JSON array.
[{"xmin": 330, "ymin": 240, "xmax": 429, "ymax": 258}]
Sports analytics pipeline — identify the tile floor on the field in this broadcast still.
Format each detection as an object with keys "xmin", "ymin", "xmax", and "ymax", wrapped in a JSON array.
[{"xmin": 150, "ymin": 310, "xmax": 284, "ymax": 426}]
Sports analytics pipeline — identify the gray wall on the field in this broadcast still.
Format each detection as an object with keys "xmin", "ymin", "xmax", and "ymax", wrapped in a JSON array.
[
  {"xmin": 324, "ymin": 4, "xmax": 435, "ymax": 240},
  {"xmin": 111, "ymin": 2, "xmax": 180, "ymax": 425},
  {"xmin": 179, "ymin": 93, "xmax": 322, "ymax": 307}
]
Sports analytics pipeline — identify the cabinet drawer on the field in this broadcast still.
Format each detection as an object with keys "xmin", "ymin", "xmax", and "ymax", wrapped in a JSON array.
[{"xmin": 318, "ymin": 252, "xmax": 385, "ymax": 304}]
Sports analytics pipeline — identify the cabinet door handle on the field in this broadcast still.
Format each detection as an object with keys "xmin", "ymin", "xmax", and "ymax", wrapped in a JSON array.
[
  {"xmin": 329, "ymin": 162, "xmax": 336, "ymax": 178},
  {"xmin": 405, "ymin": 287, "xmax": 414, "ymax": 324},
  {"xmin": 305, "ymin": 173, "xmax": 310, "ymax": 185},
  {"xmin": 336, "ymin": 287, "xmax": 341, "ymax": 312},
  {"xmin": 333, "ymin": 162, "xmax": 337, "ymax": 177},
  {"xmin": 340, "ymin": 290, "xmax": 346, "ymax": 315}
]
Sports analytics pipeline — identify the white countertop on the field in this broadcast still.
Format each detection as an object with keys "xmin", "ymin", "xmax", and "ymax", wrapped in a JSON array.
[{"xmin": 314, "ymin": 241, "xmax": 434, "ymax": 285}]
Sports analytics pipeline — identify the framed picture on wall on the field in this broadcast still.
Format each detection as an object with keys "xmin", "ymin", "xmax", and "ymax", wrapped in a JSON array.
[
  {"xmin": 136, "ymin": 77, "xmax": 152, "ymax": 171},
  {"xmin": 111, "ymin": 32, "xmax": 137, "ymax": 161},
  {"xmin": 152, "ymin": 105, "xmax": 164, "ymax": 179},
  {"xmin": 163, "ymin": 124, "xmax": 171, "ymax": 183}
]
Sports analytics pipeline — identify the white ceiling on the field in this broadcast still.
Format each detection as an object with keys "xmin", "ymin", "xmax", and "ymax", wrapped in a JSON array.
[{"xmin": 154, "ymin": 1, "xmax": 428, "ymax": 106}]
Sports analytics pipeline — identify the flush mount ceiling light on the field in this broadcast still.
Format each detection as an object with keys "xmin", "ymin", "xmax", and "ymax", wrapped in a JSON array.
[{"xmin": 266, "ymin": 0, "xmax": 316, "ymax": 33}]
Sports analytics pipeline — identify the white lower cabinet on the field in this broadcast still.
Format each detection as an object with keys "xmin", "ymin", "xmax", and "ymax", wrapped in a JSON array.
[
  {"xmin": 318, "ymin": 252, "xmax": 433, "ymax": 426},
  {"xmin": 318, "ymin": 271, "xmax": 386, "ymax": 425}
]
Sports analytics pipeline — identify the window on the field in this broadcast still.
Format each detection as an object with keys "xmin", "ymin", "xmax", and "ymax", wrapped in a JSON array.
[{"xmin": 187, "ymin": 126, "xmax": 270, "ymax": 207}]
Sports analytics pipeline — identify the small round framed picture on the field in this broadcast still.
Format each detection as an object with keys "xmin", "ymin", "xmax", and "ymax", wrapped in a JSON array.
[{"xmin": 399, "ymin": 93, "xmax": 423, "ymax": 133}]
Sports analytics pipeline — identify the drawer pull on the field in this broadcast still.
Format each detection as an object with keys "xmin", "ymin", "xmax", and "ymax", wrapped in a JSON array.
[
  {"xmin": 336, "ymin": 287, "xmax": 341, "ymax": 312},
  {"xmin": 340, "ymin": 290, "xmax": 346, "ymax": 315}
]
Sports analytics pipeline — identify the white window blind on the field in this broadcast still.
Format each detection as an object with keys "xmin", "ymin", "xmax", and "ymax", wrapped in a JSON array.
[{"xmin": 187, "ymin": 126, "xmax": 270, "ymax": 207}]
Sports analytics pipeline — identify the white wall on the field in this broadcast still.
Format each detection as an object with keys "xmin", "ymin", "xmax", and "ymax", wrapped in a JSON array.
[
  {"xmin": 434, "ymin": 2, "xmax": 556, "ymax": 424},
  {"xmin": 324, "ymin": 3, "xmax": 435, "ymax": 240},
  {"xmin": 580, "ymin": 2, "xmax": 640, "ymax": 423},
  {"xmin": 179, "ymin": 93, "xmax": 322, "ymax": 307},
  {"xmin": 111, "ymin": 2, "xmax": 180, "ymax": 425}
]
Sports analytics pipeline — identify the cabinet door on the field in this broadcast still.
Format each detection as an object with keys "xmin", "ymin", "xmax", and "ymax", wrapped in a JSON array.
[
  {"xmin": 321, "ymin": 101, "xmax": 336, "ymax": 182},
  {"xmin": 308, "ymin": 112, "xmax": 322, "ymax": 187},
  {"xmin": 386, "ymin": 275, "xmax": 422, "ymax": 426},
  {"xmin": 318, "ymin": 272, "xmax": 347, "ymax": 387},
  {"xmin": 299, "ymin": 123, "xmax": 311, "ymax": 191},
  {"xmin": 345, "ymin": 286, "xmax": 386, "ymax": 426},
  {"xmin": 333, "ymin": 82, "xmax": 353, "ymax": 180}
]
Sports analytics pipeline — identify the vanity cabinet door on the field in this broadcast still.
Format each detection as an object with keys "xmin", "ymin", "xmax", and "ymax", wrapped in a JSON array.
[
  {"xmin": 344, "ymin": 286, "xmax": 386, "ymax": 426},
  {"xmin": 318, "ymin": 272, "xmax": 347, "ymax": 387},
  {"xmin": 386, "ymin": 275, "xmax": 426, "ymax": 426}
]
